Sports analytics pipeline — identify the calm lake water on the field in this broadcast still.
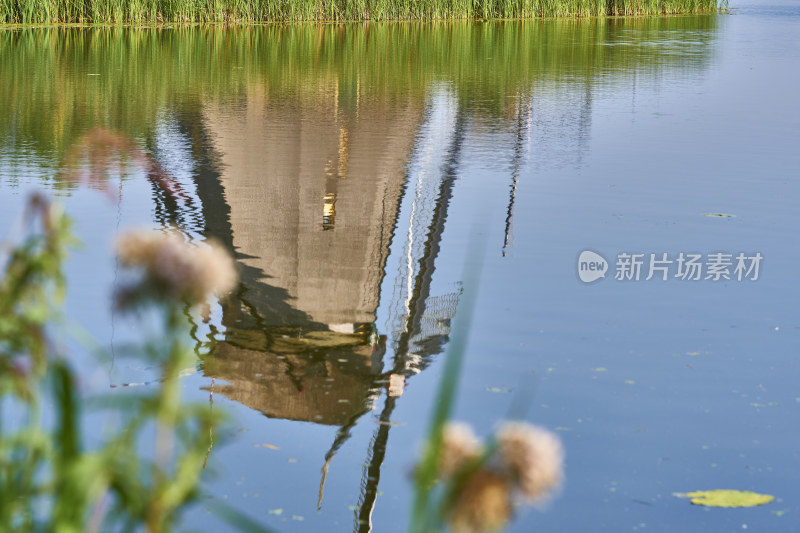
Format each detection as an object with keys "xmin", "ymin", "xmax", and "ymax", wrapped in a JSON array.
[{"xmin": 1, "ymin": 1, "xmax": 798, "ymax": 531}]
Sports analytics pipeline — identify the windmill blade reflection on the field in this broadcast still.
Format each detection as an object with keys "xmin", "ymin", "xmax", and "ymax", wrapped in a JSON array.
[
  {"xmin": 502, "ymin": 97, "xmax": 533, "ymax": 257},
  {"xmin": 354, "ymin": 87, "xmax": 466, "ymax": 533}
]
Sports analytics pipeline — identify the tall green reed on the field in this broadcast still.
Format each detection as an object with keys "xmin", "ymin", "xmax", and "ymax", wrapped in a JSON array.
[
  {"xmin": 409, "ymin": 233, "xmax": 485, "ymax": 532},
  {"xmin": 0, "ymin": 0, "xmax": 722, "ymax": 23},
  {"xmin": 408, "ymin": 229, "xmax": 564, "ymax": 533}
]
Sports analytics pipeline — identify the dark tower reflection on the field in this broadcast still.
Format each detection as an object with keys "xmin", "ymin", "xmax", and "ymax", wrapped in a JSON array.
[
  {"xmin": 165, "ymin": 87, "xmax": 445, "ymax": 515},
  {"xmin": 153, "ymin": 82, "xmax": 474, "ymax": 531}
]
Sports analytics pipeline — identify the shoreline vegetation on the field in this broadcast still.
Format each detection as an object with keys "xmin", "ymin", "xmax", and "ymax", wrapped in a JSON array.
[{"xmin": 0, "ymin": 0, "xmax": 723, "ymax": 25}]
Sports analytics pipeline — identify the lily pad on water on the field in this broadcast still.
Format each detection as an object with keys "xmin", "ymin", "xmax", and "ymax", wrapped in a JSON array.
[{"xmin": 674, "ymin": 489, "xmax": 774, "ymax": 508}]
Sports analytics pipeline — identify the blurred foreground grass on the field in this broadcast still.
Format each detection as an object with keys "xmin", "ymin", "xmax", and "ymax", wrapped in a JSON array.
[{"xmin": 0, "ymin": 194, "xmax": 278, "ymax": 532}]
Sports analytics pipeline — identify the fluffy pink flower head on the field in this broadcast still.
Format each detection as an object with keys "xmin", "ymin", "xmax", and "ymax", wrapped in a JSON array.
[
  {"xmin": 448, "ymin": 468, "xmax": 512, "ymax": 533},
  {"xmin": 497, "ymin": 421, "xmax": 564, "ymax": 503},
  {"xmin": 439, "ymin": 422, "xmax": 482, "ymax": 477},
  {"xmin": 116, "ymin": 230, "xmax": 237, "ymax": 305}
]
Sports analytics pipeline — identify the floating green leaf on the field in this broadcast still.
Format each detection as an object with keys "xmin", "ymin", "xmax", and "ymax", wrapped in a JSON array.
[{"xmin": 674, "ymin": 489, "xmax": 774, "ymax": 508}]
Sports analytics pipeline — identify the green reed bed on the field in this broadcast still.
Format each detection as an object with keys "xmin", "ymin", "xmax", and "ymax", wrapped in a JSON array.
[{"xmin": 0, "ymin": 0, "xmax": 722, "ymax": 24}]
